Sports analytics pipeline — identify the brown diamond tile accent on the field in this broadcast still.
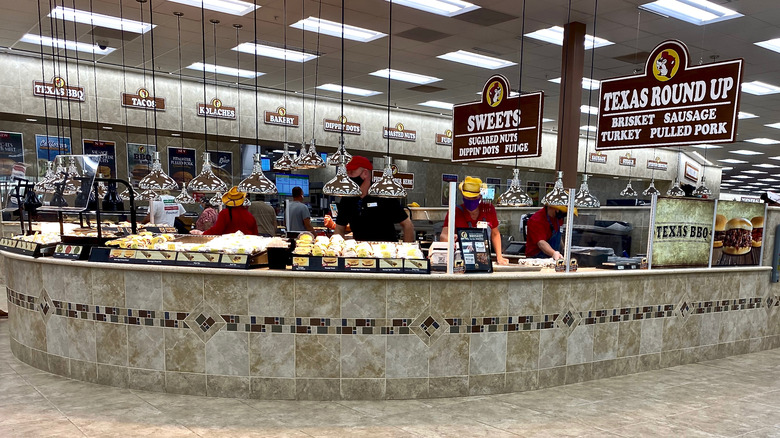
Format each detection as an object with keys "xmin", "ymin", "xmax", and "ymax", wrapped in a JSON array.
[
  {"xmin": 675, "ymin": 293, "xmax": 693, "ymax": 321},
  {"xmin": 554, "ymin": 300, "xmax": 581, "ymax": 336},
  {"xmin": 184, "ymin": 301, "xmax": 225, "ymax": 343},
  {"xmin": 410, "ymin": 305, "xmax": 450, "ymax": 347},
  {"xmin": 37, "ymin": 288, "xmax": 53, "ymax": 324}
]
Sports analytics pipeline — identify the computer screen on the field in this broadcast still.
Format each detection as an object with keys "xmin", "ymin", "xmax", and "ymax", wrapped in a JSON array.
[
  {"xmin": 261, "ymin": 158, "xmax": 271, "ymax": 171},
  {"xmin": 275, "ymin": 173, "xmax": 309, "ymax": 197}
]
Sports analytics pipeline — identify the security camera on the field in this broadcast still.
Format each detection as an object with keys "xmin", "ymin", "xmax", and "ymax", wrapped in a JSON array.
[{"xmin": 97, "ymin": 40, "xmax": 109, "ymax": 50}]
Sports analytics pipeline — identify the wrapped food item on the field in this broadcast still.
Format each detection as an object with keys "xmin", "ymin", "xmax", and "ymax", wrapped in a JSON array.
[
  {"xmin": 397, "ymin": 243, "xmax": 424, "ymax": 259},
  {"xmin": 355, "ymin": 242, "xmax": 373, "ymax": 258},
  {"xmin": 13, "ymin": 232, "xmax": 60, "ymax": 245}
]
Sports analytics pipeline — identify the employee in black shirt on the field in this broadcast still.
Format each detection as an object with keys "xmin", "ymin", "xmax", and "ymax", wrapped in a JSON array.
[{"xmin": 335, "ymin": 156, "xmax": 414, "ymax": 242}]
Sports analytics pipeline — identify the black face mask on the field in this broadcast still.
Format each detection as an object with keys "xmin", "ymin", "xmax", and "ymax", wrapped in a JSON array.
[
  {"xmin": 555, "ymin": 211, "xmax": 567, "ymax": 220},
  {"xmin": 349, "ymin": 176, "xmax": 364, "ymax": 186}
]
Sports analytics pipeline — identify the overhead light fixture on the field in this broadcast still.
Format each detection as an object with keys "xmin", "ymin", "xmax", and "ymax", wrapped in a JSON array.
[
  {"xmin": 171, "ymin": 133, "xmax": 181, "ymax": 137},
  {"xmin": 370, "ymin": 68, "xmax": 441, "ymax": 84},
  {"xmin": 102, "ymin": 126, "xmax": 112, "ymax": 130},
  {"xmin": 739, "ymin": 112, "xmax": 759, "ymax": 119},
  {"xmin": 731, "ymin": 175, "xmax": 753, "ymax": 179},
  {"xmin": 742, "ymin": 81, "xmax": 780, "ymax": 95},
  {"xmin": 317, "ymin": 84, "xmax": 381, "ymax": 97},
  {"xmin": 580, "ymin": 125, "xmax": 598, "ymax": 132},
  {"xmin": 581, "ymin": 105, "xmax": 599, "ymax": 115},
  {"xmin": 238, "ymin": 153, "xmax": 277, "ymax": 195},
  {"xmin": 759, "ymin": 178, "xmax": 780, "ymax": 182},
  {"xmin": 186, "ymin": 62, "xmax": 263, "ymax": 78},
  {"xmin": 549, "ymin": 77, "xmax": 601, "ymax": 90},
  {"xmin": 765, "ymin": 123, "xmax": 780, "ymax": 130},
  {"xmin": 419, "ymin": 100, "xmax": 453, "ymax": 110},
  {"xmin": 498, "ymin": 169, "xmax": 532, "ymax": 206},
  {"xmin": 643, "ymin": 179, "xmax": 661, "ymax": 196},
  {"xmin": 291, "ymin": 16, "xmax": 385, "ymax": 42},
  {"xmin": 639, "ymin": 0, "xmax": 742, "ymax": 26},
  {"xmin": 49, "ymin": 6, "xmax": 154, "ymax": 33},
  {"xmin": 721, "ymin": 167, "xmax": 733, "ymax": 171},
  {"xmin": 729, "ymin": 150, "xmax": 763, "ymax": 155},
  {"xmin": 20, "ymin": 34, "xmax": 115, "ymax": 55},
  {"xmin": 233, "ymin": 42, "xmax": 318, "ymax": 62},
  {"xmin": 667, "ymin": 177, "xmax": 685, "ymax": 197},
  {"xmin": 437, "ymin": 50, "xmax": 516, "ymax": 69},
  {"xmin": 756, "ymin": 37, "xmax": 780, "ymax": 54},
  {"xmin": 388, "ymin": 0, "xmax": 479, "ymax": 17},
  {"xmin": 575, "ymin": 174, "xmax": 601, "ymax": 207},
  {"xmin": 691, "ymin": 151, "xmax": 712, "ymax": 165},
  {"xmin": 746, "ymin": 138, "xmax": 780, "ymax": 145},
  {"xmin": 541, "ymin": 171, "xmax": 569, "ymax": 206},
  {"xmin": 754, "ymin": 163, "xmax": 780, "ymax": 168},
  {"xmin": 543, "ymin": 118, "xmax": 555, "ymax": 123},
  {"xmin": 168, "ymin": 0, "xmax": 259, "ymax": 16},
  {"xmin": 718, "ymin": 158, "xmax": 748, "ymax": 164},
  {"xmin": 752, "ymin": 182, "xmax": 770, "ymax": 186},
  {"xmin": 742, "ymin": 170, "xmax": 767, "ymax": 174},
  {"xmin": 525, "ymin": 26, "xmax": 614, "ymax": 49},
  {"xmin": 620, "ymin": 179, "xmax": 638, "ymax": 198},
  {"xmin": 26, "ymin": 118, "xmax": 38, "ymax": 122},
  {"xmin": 692, "ymin": 144, "xmax": 721, "ymax": 149}
]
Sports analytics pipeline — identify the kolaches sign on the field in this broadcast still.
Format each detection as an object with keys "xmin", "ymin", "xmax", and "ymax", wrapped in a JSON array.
[
  {"xmin": 596, "ymin": 40, "xmax": 743, "ymax": 150},
  {"xmin": 452, "ymin": 74, "xmax": 543, "ymax": 162}
]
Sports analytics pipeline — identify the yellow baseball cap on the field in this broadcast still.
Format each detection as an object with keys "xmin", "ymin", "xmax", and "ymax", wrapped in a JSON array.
[{"xmin": 459, "ymin": 176, "xmax": 483, "ymax": 199}]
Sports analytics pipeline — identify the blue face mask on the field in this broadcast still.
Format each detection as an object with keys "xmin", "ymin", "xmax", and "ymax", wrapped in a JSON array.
[{"xmin": 463, "ymin": 197, "xmax": 481, "ymax": 211}]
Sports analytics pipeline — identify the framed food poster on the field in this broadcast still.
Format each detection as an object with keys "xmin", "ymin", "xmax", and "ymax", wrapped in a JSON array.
[
  {"xmin": 167, "ymin": 147, "xmax": 196, "ymax": 188},
  {"xmin": 0, "ymin": 132, "xmax": 25, "ymax": 180},
  {"xmin": 83, "ymin": 139, "xmax": 116, "ymax": 178},
  {"xmin": 456, "ymin": 228, "xmax": 493, "ymax": 273},
  {"xmin": 127, "ymin": 143, "xmax": 156, "ymax": 187},
  {"xmin": 210, "ymin": 150, "xmax": 233, "ymax": 186},
  {"xmin": 712, "ymin": 200, "xmax": 766, "ymax": 267}
]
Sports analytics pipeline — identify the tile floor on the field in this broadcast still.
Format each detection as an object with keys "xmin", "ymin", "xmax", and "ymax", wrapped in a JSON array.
[{"xmin": 2, "ymin": 319, "xmax": 780, "ymax": 438}]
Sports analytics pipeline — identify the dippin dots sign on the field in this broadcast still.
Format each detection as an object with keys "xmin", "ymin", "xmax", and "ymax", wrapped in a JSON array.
[{"xmin": 596, "ymin": 40, "xmax": 743, "ymax": 151}]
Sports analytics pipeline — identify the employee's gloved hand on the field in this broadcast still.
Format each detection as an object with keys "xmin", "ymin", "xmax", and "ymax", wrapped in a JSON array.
[
  {"xmin": 190, "ymin": 229, "xmax": 203, "ymax": 235},
  {"xmin": 552, "ymin": 251, "xmax": 563, "ymax": 260}
]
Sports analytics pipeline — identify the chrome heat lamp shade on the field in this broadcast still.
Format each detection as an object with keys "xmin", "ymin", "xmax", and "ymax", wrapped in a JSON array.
[
  {"xmin": 175, "ymin": 182, "xmax": 198, "ymax": 205},
  {"xmin": 323, "ymin": 164, "xmax": 361, "ymax": 197},
  {"xmin": 61, "ymin": 157, "xmax": 81, "ymax": 196},
  {"xmin": 667, "ymin": 177, "xmax": 685, "ymax": 197},
  {"xmin": 273, "ymin": 143, "xmax": 296, "ymax": 172},
  {"xmin": 327, "ymin": 138, "xmax": 352, "ymax": 167},
  {"xmin": 643, "ymin": 179, "xmax": 661, "ymax": 196},
  {"xmin": 368, "ymin": 157, "xmax": 406, "ymax": 199},
  {"xmin": 209, "ymin": 192, "xmax": 223, "ymax": 207},
  {"xmin": 238, "ymin": 153, "xmax": 278, "ymax": 195},
  {"xmin": 189, "ymin": 152, "xmax": 229, "ymax": 194},
  {"xmin": 620, "ymin": 180, "xmax": 638, "ymax": 198},
  {"xmin": 497, "ymin": 168, "xmax": 532, "ymax": 206},
  {"xmin": 301, "ymin": 139, "xmax": 326, "ymax": 169},
  {"xmin": 293, "ymin": 142, "xmax": 311, "ymax": 169},
  {"xmin": 575, "ymin": 174, "xmax": 601, "ymax": 208},
  {"xmin": 692, "ymin": 176, "xmax": 712, "ymax": 197},
  {"xmin": 138, "ymin": 152, "xmax": 179, "ymax": 191},
  {"xmin": 36, "ymin": 161, "xmax": 56, "ymax": 194},
  {"xmin": 541, "ymin": 171, "xmax": 569, "ymax": 206}
]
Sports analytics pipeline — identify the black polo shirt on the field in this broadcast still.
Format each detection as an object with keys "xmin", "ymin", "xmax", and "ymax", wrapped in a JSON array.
[{"xmin": 336, "ymin": 195, "xmax": 408, "ymax": 242}]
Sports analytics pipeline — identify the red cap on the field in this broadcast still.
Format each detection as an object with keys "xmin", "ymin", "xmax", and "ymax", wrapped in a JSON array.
[{"xmin": 346, "ymin": 156, "xmax": 373, "ymax": 172}]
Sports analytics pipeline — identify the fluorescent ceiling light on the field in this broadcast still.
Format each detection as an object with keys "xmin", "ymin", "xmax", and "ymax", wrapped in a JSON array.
[
  {"xmin": 755, "ymin": 37, "xmax": 780, "ymax": 53},
  {"xmin": 745, "ymin": 138, "xmax": 780, "ymax": 145},
  {"xmin": 754, "ymin": 163, "xmax": 780, "ymax": 168},
  {"xmin": 692, "ymin": 151, "xmax": 712, "ymax": 165},
  {"xmin": 738, "ymin": 112, "xmax": 758, "ymax": 119},
  {"xmin": 525, "ymin": 26, "xmax": 614, "ymax": 49},
  {"xmin": 692, "ymin": 144, "xmax": 721, "ymax": 149},
  {"xmin": 731, "ymin": 175, "xmax": 753, "ymax": 179},
  {"xmin": 770, "ymin": 156, "xmax": 780, "ymax": 161},
  {"xmin": 752, "ymin": 182, "xmax": 770, "ymax": 186},
  {"xmin": 419, "ymin": 100, "xmax": 453, "ymax": 110},
  {"xmin": 543, "ymin": 118, "xmax": 555, "ymax": 123},
  {"xmin": 719, "ymin": 159, "xmax": 748, "ymax": 164},
  {"xmin": 759, "ymin": 178, "xmax": 780, "ymax": 182},
  {"xmin": 581, "ymin": 105, "xmax": 599, "ymax": 115},
  {"xmin": 765, "ymin": 123, "xmax": 780, "ymax": 130},
  {"xmin": 742, "ymin": 81, "xmax": 780, "ymax": 95},
  {"xmin": 721, "ymin": 167, "xmax": 733, "ymax": 171},
  {"xmin": 742, "ymin": 170, "xmax": 767, "ymax": 174},
  {"xmin": 233, "ymin": 42, "xmax": 317, "ymax": 63},
  {"xmin": 639, "ymin": 0, "xmax": 742, "ymax": 26},
  {"xmin": 388, "ymin": 0, "xmax": 479, "ymax": 17},
  {"xmin": 729, "ymin": 150, "xmax": 763, "ymax": 155},
  {"xmin": 317, "ymin": 84, "xmax": 381, "ymax": 97},
  {"xmin": 25, "ymin": 118, "xmax": 37, "ymax": 122},
  {"xmin": 437, "ymin": 50, "xmax": 516, "ymax": 69},
  {"xmin": 290, "ymin": 17, "xmax": 385, "ymax": 42},
  {"xmin": 49, "ymin": 6, "xmax": 153, "ymax": 33},
  {"xmin": 580, "ymin": 125, "xmax": 597, "ymax": 132},
  {"xmin": 19, "ymin": 33, "xmax": 115, "ymax": 55},
  {"xmin": 167, "ymin": 0, "xmax": 259, "ymax": 16},
  {"xmin": 186, "ymin": 62, "xmax": 263, "ymax": 78},
  {"xmin": 549, "ymin": 77, "xmax": 601, "ymax": 90},
  {"xmin": 370, "ymin": 69, "xmax": 441, "ymax": 84}
]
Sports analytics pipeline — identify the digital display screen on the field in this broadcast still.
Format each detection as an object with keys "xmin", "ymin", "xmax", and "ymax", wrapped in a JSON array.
[
  {"xmin": 261, "ymin": 158, "xmax": 271, "ymax": 171},
  {"xmin": 275, "ymin": 173, "xmax": 309, "ymax": 197}
]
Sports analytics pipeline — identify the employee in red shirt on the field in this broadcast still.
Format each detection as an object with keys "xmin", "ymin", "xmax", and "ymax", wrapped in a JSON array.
[
  {"xmin": 525, "ymin": 203, "xmax": 576, "ymax": 260},
  {"xmin": 190, "ymin": 186, "xmax": 258, "ymax": 236},
  {"xmin": 440, "ymin": 176, "xmax": 508, "ymax": 265}
]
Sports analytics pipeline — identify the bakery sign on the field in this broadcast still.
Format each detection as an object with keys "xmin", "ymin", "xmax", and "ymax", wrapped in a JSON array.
[
  {"xmin": 264, "ymin": 106, "xmax": 299, "ymax": 127},
  {"xmin": 435, "ymin": 130, "xmax": 453, "ymax": 146},
  {"xmin": 647, "ymin": 157, "xmax": 668, "ymax": 171},
  {"xmin": 372, "ymin": 164, "xmax": 414, "ymax": 189},
  {"xmin": 122, "ymin": 88, "xmax": 165, "ymax": 110},
  {"xmin": 452, "ymin": 74, "xmax": 543, "ymax": 162},
  {"xmin": 589, "ymin": 151, "xmax": 607, "ymax": 164},
  {"xmin": 383, "ymin": 123, "xmax": 416, "ymax": 142},
  {"xmin": 33, "ymin": 76, "xmax": 85, "ymax": 101},
  {"xmin": 596, "ymin": 40, "xmax": 743, "ymax": 150},
  {"xmin": 619, "ymin": 154, "xmax": 636, "ymax": 167},
  {"xmin": 323, "ymin": 116, "xmax": 361, "ymax": 135},
  {"xmin": 197, "ymin": 98, "xmax": 236, "ymax": 120}
]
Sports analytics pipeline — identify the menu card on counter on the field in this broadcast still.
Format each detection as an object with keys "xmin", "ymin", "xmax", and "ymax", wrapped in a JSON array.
[{"xmin": 456, "ymin": 228, "xmax": 493, "ymax": 273}]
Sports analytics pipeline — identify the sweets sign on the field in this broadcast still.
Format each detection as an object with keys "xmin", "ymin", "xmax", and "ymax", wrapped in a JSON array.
[
  {"xmin": 452, "ymin": 74, "xmax": 543, "ymax": 162},
  {"xmin": 596, "ymin": 40, "xmax": 743, "ymax": 150}
]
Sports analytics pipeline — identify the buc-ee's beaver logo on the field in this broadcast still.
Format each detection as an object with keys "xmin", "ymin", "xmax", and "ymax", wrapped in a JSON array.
[
  {"xmin": 486, "ymin": 80, "xmax": 504, "ymax": 107},
  {"xmin": 212, "ymin": 98, "xmax": 222, "ymax": 108},
  {"xmin": 138, "ymin": 88, "xmax": 150, "ymax": 99},
  {"xmin": 653, "ymin": 49, "xmax": 680, "ymax": 82}
]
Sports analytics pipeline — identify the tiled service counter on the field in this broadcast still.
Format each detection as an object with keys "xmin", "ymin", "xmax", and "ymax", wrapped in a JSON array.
[{"xmin": 4, "ymin": 251, "xmax": 779, "ymax": 400}]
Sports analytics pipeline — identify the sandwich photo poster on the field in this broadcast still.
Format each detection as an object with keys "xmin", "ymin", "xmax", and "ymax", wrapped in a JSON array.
[
  {"xmin": 712, "ymin": 200, "xmax": 766, "ymax": 266},
  {"xmin": 0, "ymin": 132, "xmax": 25, "ymax": 181},
  {"xmin": 127, "ymin": 143, "xmax": 156, "ymax": 187},
  {"xmin": 210, "ymin": 150, "xmax": 233, "ymax": 187},
  {"xmin": 83, "ymin": 139, "xmax": 116, "ymax": 178},
  {"xmin": 167, "ymin": 147, "xmax": 196, "ymax": 189},
  {"xmin": 650, "ymin": 197, "xmax": 716, "ymax": 268},
  {"xmin": 35, "ymin": 134, "xmax": 71, "ymax": 163}
]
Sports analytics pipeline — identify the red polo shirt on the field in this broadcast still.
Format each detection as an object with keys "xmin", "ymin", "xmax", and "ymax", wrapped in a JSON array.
[
  {"xmin": 443, "ymin": 202, "xmax": 499, "ymax": 229},
  {"xmin": 204, "ymin": 206, "xmax": 259, "ymax": 235},
  {"xmin": 525, "ymin": 207, "xmax": 561, "ymax": 258}
]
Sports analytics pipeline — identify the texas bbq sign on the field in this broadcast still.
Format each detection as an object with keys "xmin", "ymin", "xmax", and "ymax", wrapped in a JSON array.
[{"xmin": 596, "ymin": 40, "xmax": 743, "ymax": 150}]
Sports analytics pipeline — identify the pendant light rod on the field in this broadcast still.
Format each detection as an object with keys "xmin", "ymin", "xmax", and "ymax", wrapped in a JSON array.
[
  {"xmin": 138, "ymin": 0, "xmax": 150, "ymax": 154},
  {"xmin": 283, "ymin": 0, "xmax": 288, "ymax": 145},
  {"xmin": 211, "ymin": 19, "xmax": 220, "ymax": 152},
  {"xmin": 36, "ymin": 0, "xmax": 51, "ymax": 168},
  {"xmin": 300, "ymin": 0, "xmax": 305, "ymax": 146},
  {"xmin": 234, "ymin": 23, "xmax": 242, "ymax": 146},
  {"xmin": 48, "ymin": 0, "xmax": 63, "ymax": 164},
  {"xmin": 148, "ymin": 0, "xmax": 160, "ymax": 154},
  {"xmin": 119, "ymin": 0, "xmax": 133, "ymax": 180},
  {"xmin": 340, "ymin": 0, "xmax": 345, "ymax": 144},
  {"xmin": 583, "ymin": 0, "xmax": 599, "ymax": 176},
  {"xmin": 312, "ymin": 0, "xmax": 323, "ymax": 140},
  {"xmin": 201, "ymin": 0, "xmax": 209, "ymax": 152},
  {"xmin": 253, "ymin": 0, "xmax": 259, "ymax": 154},
  {"xmin": 69, "ymin": 0, "xmax": 85, "ymax": 148},
  {"xmin": 175, "ymin": 12, "xmax": 184, "ymax": 148},
  {"xmin": 385, "ymin": 0, "xmax": 393, "ymax": 157},
  {"xmin": 513, "ymin": 0, "xmax": 526, "ymax": 170},
  {"xmin": 56, "ymin": 0, "xmax": 75, "ymax": 157},
  {"xmin": 89, "ymin": 0, "xmax": 101, "ymax": 143}
]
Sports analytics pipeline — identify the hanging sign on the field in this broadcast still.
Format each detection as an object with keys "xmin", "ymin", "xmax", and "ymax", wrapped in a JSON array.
[
  {"xmin": 127, "ymin": 143, "xmax": 156, "ymax": 186},
  {"xmin": 596, "ymin": 40, "xmax": 743, "ymax": 150},
  {"xmin": 619, "ymin": 155, "xmax": 636, "ymax": 167},
  {"xmin": 383, "ymin": 123, "xmax": 417, "ymax": 142},
  {"xmin": 589, "ymin": 151, "xmax": 607, "ymax": 164},
  {"xmin": 684, "ymin": 162, "xmax": 699, "ymax": 182},
  {"xmin": 647, "ymin": 157, "xmax": 668, "ymax": 171},
  {"xmin": 35, "ymin": 134, "xmax": 71, "ymax": 161},
  {"xmin": 197, "ymin": 98, "xmax": 236, "ymax": 120},
  {"xmin": 651, "ymin": 197, "xmax": 715, "ymax": 268},
  {"xmin": 452, "ymin": 74, "xmax": 543, "ymax": 162},
  {"xmin": 33, "ymin": 76, "xmax": 85, "ymax": 101},
  {"xmin": 210, "ymin": 150, "xmax": 233, "ymax": 186},
  {"xmin": 264, "ymin": 106, "xmax": 299, "ymax": 127},
  {"xmin": 323, "ymin": 116, "xmax": 361, "ymax": 135},
  {"xmin": 83, "ymin": 139, "xmax": 117, "ymax": 178},
  {"xmin": 167, "ymin": 148, "xmax": 196, "ymax": 188},
  {"xmin": 122, "ymin": 88, "xmax": 166, "ymax": 110},
  {"xmin": 371, "ymin": 168, "xmax": 414, "ymax": 190},
  {"xmin": 0, "ymin": 132, "xmax": 25, "ymax": 181},
  {"xmin": 435, "ymin": 129, "xmax": 453, "ymax": 146}
]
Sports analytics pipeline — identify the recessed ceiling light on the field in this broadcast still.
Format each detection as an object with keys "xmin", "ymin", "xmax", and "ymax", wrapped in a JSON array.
[
  {"xmin": 759, "ymin": 178, "xmax": 780, "ymax": 182},
  {"xmin": 742, "ymin": 81, "xmax": 780, "ymax": 96},
  {"xmin": 743, "ymin": 170, "xmax": 767, "ymax": 174},
  {"xmin": 25, "ymin": 118, "xmax": 37, "ymax": 122},
  {"xmin": 638, "ymin": 0, "xmax": 742, "ymax": 26},
  {"xmin": 754, "ymin": 163, "xmax": 780, "ymax": 168},
  {"xmin": 102, "ymin": 126, "xmax": 112, "ymax": 130},
  {"xmin": 548, "ymin": 77, "xmax": 601, "ymax": 90},
  {"xmin": 721, "ymin": 167, "xmax": 733, "ymax": 171},
  {"xmin": 49, "ymin": 6, "xmax": 154, "ymax": 33},
  {"xmin": 233, "ymin": 43, "xmax": 317, "ymax": 63},
  {"xmin": 730, "ymin": 150, "xmax": 763, "ymax": 155},
  {"xmin": 581, "ymin": 105, "xmax": 598, "ymax": 115},
  {"xmin": 419, "ymin": 100, "xmax": 453, "ymax": 110},
  {"xmin": 755, "ymin": 37, "xmax": 780, "ymax": 54},
  {"xmin": 525, "ymin": 26, "xmax": 614, "ymax": 49},
  {"xmin": 770, "ymin": 156, "xmax": 780, "ymax": 161},
  {"xmin": 290, "ymin": 17, "xmax": 385, "ymax": 42},
  {"xmin": 738, "ymin": 112, "xmax": 759, "ymax": 119},
  {"xmin": 745, "ymin": 138, "xmax": 780, "ymax": 145},
  {"xmin": 317, "ymin": 84, "xmax": 381, "ymax": 97},
  {"xmin": 580, "ymin": 125, "xmax": 597, "ymax": 132},
  {"xmin": 20, "ymin": 33, "xmax": 115, "ymax": 55},
  {"xmin": 732, "ymin": 175, "xmax": 753, "ymax": 179},
  {"xmin": 167, "ymin": 0, "xmax": 259, "ymax": 16},
  {"xmin": 186, "ymin": 62, "xmax": 263, "ymax": 78},
  {"xmin": 370, "ymin": 69, "xmax": 441, "ymax": 84},
  {"xmin": 389, "ymin": 0, "xmax": 479, "ymax": 17},
  {"xmin": 437, "ymin": 50, "xmax": 516, "ymax": 69},
  {"xmin": 719, "ymin": 158, "xmax": 748, "ymax": 164},
  {"xmin": 542, "ymin": 118, "xmax": 555, "ymax": 123},
  {"xmin": 691, "ymin": 144, "xmax": 721, "ymax": 149},
  {"xmin": 765, "ymin": 123, "xmax": 780, "ymax": 130}
]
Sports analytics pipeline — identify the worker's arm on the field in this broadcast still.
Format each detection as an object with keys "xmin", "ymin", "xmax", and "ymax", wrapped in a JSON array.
[
  {"xmin": 303, "ymin": 217, "xmax": 315, "ymax": 233},
  {"xmin": 491, "ymin": 227, "xmax": 508, "ymax": 265},
  {"xmin": 335, "ymin": 224, "xmax": 347, "ymax": 237},
  {"xmin": 439, "ymin": 226, "xmax": 449, "ymax": 242},
  {"xmin": 399, "ymin": 218, "xmax": 414, "ymax": 242},
  {"xmin": 537, "ymin": 239, "xmax": 562, "ymax": 260}
]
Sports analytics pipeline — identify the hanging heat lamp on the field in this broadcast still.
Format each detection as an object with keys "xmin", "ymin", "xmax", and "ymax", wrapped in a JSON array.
[
  {"xmin": 274, "ymin": 144, "xmax": 297, "ymax": 171},
  {"xmin": 620, "ymin": 180, "xmax": 638, "ymax": 197},
  {"xmin": 575, "ymin": 174, "xmax": 601, "ymax": 207},
  {"xmin": 302, "ymin": 139, "xmax": 326, "ymax": 168},
  {"xmin": 239, "ymin": 153, "xmax": 278, "ymax": 194},
  {"xmin": 667, "ymin": 177, "xmax": 685, "ymax": 197},
  {"xmin": 692, "ymin": 175, "xmax": 712, "ymax": 197},
  {"xmin": 209, "ymin": 192, "xmax": 223, "ymax": 207},
  {"xmin": 138, "ymin": 152, "xmax": 179, "ymax": 190},
  {"xmin": 498, "ymin": 168, "xmax": 532, "ymax": 206},
  {"xmin": 293, "ymin": 142, "xmax": 310, "ymax": 169},
  {"xmin": 643, "ymin": 179, "xmax": 661, "ymax": 196},
  {"xmin": 541, "ymin": 171, "xmax": 569, "ymax": 206},
  {"xmin": 62, "ymin": 157, "xmax": 81, "ymax": 196},
  {"xmin": 189, "ymin": 152, "xmax": 228, "ymax": 193},
  {"xmin": 175, "ymin": 182, "xmax": 198, "ymax": 205},
  {"xmin": 36, "ymin": 161, "xmax": 57, "ymax": 193}
]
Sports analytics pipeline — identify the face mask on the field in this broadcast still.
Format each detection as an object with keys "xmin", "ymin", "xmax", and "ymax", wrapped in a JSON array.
[
  {"xmin": 555, "ymin": 211, "xmax": 567, "ymax": 220},
  {"xmin": 463, "ymin": 197, "xmax": 481, "ymax": 211},
  {"xmin": 349, "ymin": 175, "xmax": 364, "ymax": 186}
]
